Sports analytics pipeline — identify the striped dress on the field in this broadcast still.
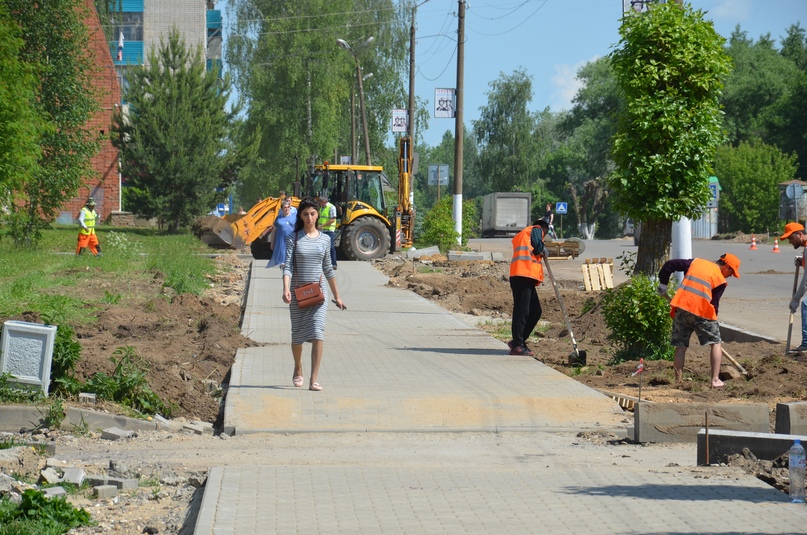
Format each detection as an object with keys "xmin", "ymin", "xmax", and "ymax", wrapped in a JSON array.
[{"xmin": 283, "ymin": 230, "xmax": 335, "ymax": 344}]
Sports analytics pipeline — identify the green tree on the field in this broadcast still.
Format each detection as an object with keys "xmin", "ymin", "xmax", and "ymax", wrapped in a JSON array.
[
  {"xmin": 0, "ymin": 5, "xmax": 45, "ymax": 205},
  {"xmin": 473, "ymin": 69, "xmax": 541, "ymax": 193},
  {"xmin": 721, "ymin": 27, "xmax": 800, "ymax": 146},
  {"xmin": 227, "ymin": 0, "xmax": 411, "ymax": 199},
  {"xmin": 714, "ymin": 140, "xmax": 798, "ymax": 234},
  {"xmin": 3, "ymin": 0, "xmax": 100, "ymax": 247},
  {"xmin": 770, "ymin": 24, "xmax": 807, "ymax": 179},
  {"xmin": 609, "ymin": 2, "xmax": 731, "ymax": 275},
  {"xmin": 112, "ymin": 28, "xmax": 236, "ymax": 232}
]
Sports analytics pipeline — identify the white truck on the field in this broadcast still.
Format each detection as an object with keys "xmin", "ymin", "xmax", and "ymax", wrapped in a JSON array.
[{"xmin": 481, "ymin": 192, "xmax": 532, "ymax": 238}]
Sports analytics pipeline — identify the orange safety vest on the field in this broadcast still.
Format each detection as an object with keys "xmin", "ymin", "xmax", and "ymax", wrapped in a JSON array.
[
  {"xmin": 509, "ymin": 226, "xmax": 544, "ymax": 284},
  {"xmin": 670, "ymin": 258, "xmax": 726, "ymax": 320}
]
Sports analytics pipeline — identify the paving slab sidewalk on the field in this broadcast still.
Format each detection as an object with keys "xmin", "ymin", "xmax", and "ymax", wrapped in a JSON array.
[{"xmin": 195, "ymin": 260, "xmax": 805, "ymax": 534}]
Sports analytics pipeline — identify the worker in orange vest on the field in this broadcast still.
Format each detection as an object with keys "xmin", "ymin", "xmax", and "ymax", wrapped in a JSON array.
[
  {"xmin": 657, "ymin": 253, "xmax": 741, "ymax": 388},
  {"xmin": 781, "ymin": 222, "xmax": 807, "ymax": 351},
  {"xmin": 508, "ymin": 219, "xmax": 549, "ymax": 356}
]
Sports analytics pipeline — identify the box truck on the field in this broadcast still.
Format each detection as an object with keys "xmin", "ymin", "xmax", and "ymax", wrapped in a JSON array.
[{"xmin": 481, "ymin": 192, "xmax": 532, "ymax": 237}]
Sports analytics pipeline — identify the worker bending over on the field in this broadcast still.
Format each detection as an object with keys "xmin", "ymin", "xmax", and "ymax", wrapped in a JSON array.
[{"xmin": 657, "ymin": 253, "xmax": 741, "ymax": 388}]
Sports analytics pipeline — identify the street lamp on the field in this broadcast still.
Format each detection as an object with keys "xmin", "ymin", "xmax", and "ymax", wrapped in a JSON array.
[{"xmin": 337, "ymin": 37, "xmax": 374, "ymax": 166}]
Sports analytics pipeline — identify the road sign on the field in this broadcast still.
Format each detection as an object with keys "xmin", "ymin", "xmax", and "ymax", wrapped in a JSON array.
[
  {"xmin": 555, "ymin": 202, "xmax": 568, "ymax": 215},
  {"xmin": 707, "ymin": 183, "xmax": 719, "ymax": 208},
  {"xmin": 428, "ymin": 164, "xmax": 449, "ymax": 186}
]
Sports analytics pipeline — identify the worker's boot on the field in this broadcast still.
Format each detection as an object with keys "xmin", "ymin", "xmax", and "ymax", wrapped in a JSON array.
[{"xmin": 77, "ymin": 247, "xmax": 86, "ymax": 256}]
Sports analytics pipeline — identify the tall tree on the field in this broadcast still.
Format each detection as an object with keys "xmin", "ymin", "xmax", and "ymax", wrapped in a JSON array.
[
  {"xmin": 609, "ymin": 2, "xmax": 731, "ymax": 275},
  {"xmin": 3, "ymin": 0, "xmax": 100, "ymax": 247},
  {"xmin": 473, "ymin": 69, "xmax": 540, "ymax": 193},
  {"xmin": 715, "ymin": 140, "xmax": 798, "ymax": 234},
  {"xmin": 112, "ymin": 28, "xmax": 236, "ymax": 232},
  {"xmin": 548, "ymin": 57, "xmax": 622, "ymax": 238},
  {"xmin": 0, "ymin": 5, "xmax": 46, "ymax": 206},
  {"xmin": 721, "ymin": 27, "xmax": 800, "ymax": 146},
  {"xmin": 226, "ymin": 0, "xmax": 411, "ymax": 201}
]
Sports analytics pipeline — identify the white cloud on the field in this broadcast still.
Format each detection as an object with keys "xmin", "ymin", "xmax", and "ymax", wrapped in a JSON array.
[
  {"xmin": 707, "ymin": 0, "xmax": 752, "ymax": 24},
  {"xmin": 549, "ymin": 56, "xmax": 599, "ymax": 112}
]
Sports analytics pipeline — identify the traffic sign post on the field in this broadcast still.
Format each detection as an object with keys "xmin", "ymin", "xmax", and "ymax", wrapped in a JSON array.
[
  {"xmin": 428, "ymin": 164, "xmax": 449, "ymax": 201},
  {"xmin": 555, "ymin": 202, "xmax": 568, "ymax": 239}
]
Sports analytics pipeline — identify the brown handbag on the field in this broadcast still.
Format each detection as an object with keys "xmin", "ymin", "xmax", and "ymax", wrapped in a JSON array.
[{"xmin": 292, "ymin": 231, "xmax": 325, "ymax": 309}]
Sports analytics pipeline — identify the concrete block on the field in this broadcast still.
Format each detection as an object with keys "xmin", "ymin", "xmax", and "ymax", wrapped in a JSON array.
[
  {"xmin": 0, "ymin": 321, "xmax": 57, "ymax": 395},
  {"xmin": 0, "ymin": 405, "xmax": 45, "ymax": 432},
  {"xmin": 182, "ymin": 423, "xmax": 205, "ymax": 435},
  {"xmin": 79, "ymin": 393, "xmax": 96, "ymax": 404},
  {"xmin": 634, "ymin": 402, "xmax": 769, "ymax": 443},
  {"xmin": 190, "ymin": 420, "xmax": 213, "ymax": 433},
  {"xmin": 719, "ymin": 322, "xmax": 778, "ymax": 344},
  {"xmin": 153, "ymin": 414, "xmax": 175, "ymax": 429},
  {"xmin": 39, "ymin": 467, "xmax": 62, "ymax": 485},
  {"xmin": 66, "ymin": 407, "xmax": 156, "ymax": 432},
  {"xmin": 447, "ymin": 251, "xmax": 492, "ymax": 261},
  {"xmin": 697, "ymin": 429, "xmax": 807, "ymax": 466},
  {"xmin": 94, "ymin": 484, "xmax": 117, "ymax": 499},
  {"xmin": 62, "ymin": 467, "xmax": 85, "ymax": 485},
  {"xmin": 43, "ymin": 486, "xmax": 66, "ymax": 498},
  {"xmin": 407, "ymin": 246, "xmax": 440, "ymax": 259},
  {"xmin": 101, "ymin": 427, "xmax": 135, "ymax": 441},
  {"xmin": 775, "ymin": 402, "xmax": 807, "ymax": 435},
  {"xmin": 86, "ymin": 475, "xmax": 137, "ymax": 490},
  {"xmin": 45, "ymin": 458, "xmax": 67, "ymax": 468}
]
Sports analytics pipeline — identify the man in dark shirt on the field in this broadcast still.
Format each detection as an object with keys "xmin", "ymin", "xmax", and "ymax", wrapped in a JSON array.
[{"xmin": 657, "ymin": 254, "xmax": 741, "ymax": 388}]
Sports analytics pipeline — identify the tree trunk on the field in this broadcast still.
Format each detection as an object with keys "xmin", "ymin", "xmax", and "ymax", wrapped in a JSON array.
[
  {"xmin": 578, "ymin": 222, "xmax": 597, "ymax": 240},
  {"xmin": 634, "ymin": 218, "xmax": 672, "ymax": 276}
]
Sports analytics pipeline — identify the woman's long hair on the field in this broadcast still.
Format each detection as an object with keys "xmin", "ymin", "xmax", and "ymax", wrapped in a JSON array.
[{"xmin": 293, "ymin": 197, "xmax": 319, "ymax": 232}]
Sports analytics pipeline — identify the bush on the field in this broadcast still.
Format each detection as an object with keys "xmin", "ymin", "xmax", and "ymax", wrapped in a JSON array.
[
  {"xmin": 0, "ymin": 489, "xmax": 93, "ymax": 534},
  {"xmin": 419, "ymin": 197, "xmax": 478, "ymax": 252},
  {"xmin": 601, "ymin": 275, "xmax": 674, "ymax": 363}
]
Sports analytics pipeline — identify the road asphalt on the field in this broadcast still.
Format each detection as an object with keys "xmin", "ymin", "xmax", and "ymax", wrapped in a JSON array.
[{"xmin": 193, "ymin": 250, "xmax": 806, "ymax": 534}]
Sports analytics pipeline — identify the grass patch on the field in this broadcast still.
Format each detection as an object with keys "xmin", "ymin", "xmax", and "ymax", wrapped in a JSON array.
[{"xmin": 0, "ymin": 489, "xmax": 94, "ymax": 534}]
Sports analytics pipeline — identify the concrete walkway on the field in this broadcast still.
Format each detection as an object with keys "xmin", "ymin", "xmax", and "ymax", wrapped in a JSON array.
[{"xmin": 194, "ymin": 260, "xmax": 806, "ymax": 534}]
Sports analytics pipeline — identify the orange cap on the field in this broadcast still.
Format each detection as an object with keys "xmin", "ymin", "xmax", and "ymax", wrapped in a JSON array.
[
  {"xmin": 719, "ymin": 253, "xmax": 741, "ymax": 278},
  {"xmin": 780, "ymin": 222, "xmax": 805, "ymax": 241}
]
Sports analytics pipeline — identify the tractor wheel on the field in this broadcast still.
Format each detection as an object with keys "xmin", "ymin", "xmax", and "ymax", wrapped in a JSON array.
[
  {"xmin": 250, "ymin": 240, "xmax": 272, "ymax": 260},
  {"xmin": 341, "ymin": 217, "xmax": 390, "ymax": 261}
]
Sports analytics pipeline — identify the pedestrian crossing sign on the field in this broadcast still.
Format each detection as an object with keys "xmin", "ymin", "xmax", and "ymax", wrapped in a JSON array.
[{"xmin": 555, "ymin": 202, "xmax": 568, "ymax": 215}]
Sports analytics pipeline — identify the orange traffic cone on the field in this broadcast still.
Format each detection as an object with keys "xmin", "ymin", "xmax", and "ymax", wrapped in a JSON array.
[
  {"xmin": 773, "ymin": 238, "xmax": 781, "ymax": 253},
  {"xmin": 750, "ymin": 234, "xmax": 758, "ymax": 250}
]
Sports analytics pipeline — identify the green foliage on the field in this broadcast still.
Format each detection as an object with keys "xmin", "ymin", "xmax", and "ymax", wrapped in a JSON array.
[
  {"xmin": 227, "ymin": 0, "xmax": 411, "ymax": 199},
  {"xmin": 3, "ymin": 0, "xmax": 99, "ymax": 247},
  {"xmin": 715, "ymin": 139, "xmax": 798, "ymax": 233},
  {"xmin": 83, "ymin": 346, "xmax": 172, "ymax": 417},
  {"xmin": 112, "ymin": 28, "xmax": 237, "ymax": 232},
  {"xmin": 474, "ymin": 69, "xmax": 544, "ymax": 193},
  {"xmin": 41, "ymin": 398, "xmax": 65, "ymax": 430},
  {"xmin": 609, "ymin": 3, "xmax": 731, "ymax": 274},
  {"xmin": 418, "ymin": 196, "xmax": 478, "ymax": 252},
  {"xmin": 601, "ymin": 275, "xmax": 674, "ymax": 363},
  {"xmin": 42, "ymin": 316, "xmax": 82, "ymax": 387},
  {"xmin": 0, "ymin": 4, "xmax": 45, "ymax": 207},
  {"xmin": 0, "ymin": 373, "xmax": 44, "ymax": 404},
  {"xmin": 146, "ymin": 239, "xmax": 216, "ymax": 295},
  {"xmin": 0, "ymin": 489, "xmax": 93, "ymax": 534}
]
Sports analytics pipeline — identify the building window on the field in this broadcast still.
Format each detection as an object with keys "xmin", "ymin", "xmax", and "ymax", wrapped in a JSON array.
[{"xmin": 116, "ymin": 12, "xmax": 143, "ymax": 42}]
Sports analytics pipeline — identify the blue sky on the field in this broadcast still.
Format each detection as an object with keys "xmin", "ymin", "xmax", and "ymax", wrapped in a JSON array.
[{"xmin": 221, "ymin": 0, "xmax": 805, "ymax": 147}]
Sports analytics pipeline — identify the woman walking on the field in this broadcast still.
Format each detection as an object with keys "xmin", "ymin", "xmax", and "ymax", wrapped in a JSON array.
[
  {"xmin": 267, "ymin": 198, "xmax": 297, "ymax": 269},
  {"xmin": 282, "ymin": 198, "xmax": 346, "ymax": 391}
]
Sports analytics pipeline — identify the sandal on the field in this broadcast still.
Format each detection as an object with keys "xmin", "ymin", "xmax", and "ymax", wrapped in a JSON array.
[
  {"xmin": 293, "ymin": 375, "xmax": 304, "ymax": 388},
  {"xmin": 309, "ymin": 381, "xmax": 323, "ymax": 391}
]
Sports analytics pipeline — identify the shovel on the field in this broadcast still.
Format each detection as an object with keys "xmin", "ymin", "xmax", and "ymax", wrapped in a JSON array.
[
  {"xmin": 542, "ymin": 251, "xmax": 587, "ymax": 366},
  {"xmin": 786, "ymin": 256, "xmax": 801, "ymax": 354}
]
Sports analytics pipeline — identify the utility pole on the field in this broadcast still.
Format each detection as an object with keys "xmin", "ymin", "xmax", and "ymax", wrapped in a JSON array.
[
  {"xmin": 408, "ymin": 7, "xmax": 416, "ymax": 142},
  {"xmin": 452, "ymin": 0, "xmax": 465, "ymax": 244}
]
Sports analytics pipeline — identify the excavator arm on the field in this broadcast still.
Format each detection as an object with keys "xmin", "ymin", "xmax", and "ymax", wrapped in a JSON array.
[
  {"xmin": 396, "ymin": 136, "xmax": 415, "ymax": 249},
  {"xmin": 212, "ymin": 196, "xmax": 296, "ymax": 249}
]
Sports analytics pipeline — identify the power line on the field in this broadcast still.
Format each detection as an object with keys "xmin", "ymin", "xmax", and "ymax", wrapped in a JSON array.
[
  {"xmin": 468, "ymin": 0, "xmax": 532, "ymax": 21},
  {"xmin": 468, "ymin": 0, "xmax": 549, "ymax": 37}
]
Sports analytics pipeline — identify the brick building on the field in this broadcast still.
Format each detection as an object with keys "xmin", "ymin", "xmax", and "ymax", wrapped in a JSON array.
[{"xmin": 57, "ymin": 0, "xmax": 121, "ymax": 224}]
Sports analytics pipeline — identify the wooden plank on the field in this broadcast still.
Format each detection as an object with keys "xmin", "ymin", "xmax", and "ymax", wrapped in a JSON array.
[
  {"xmin": 602, "ymin": 262, "xmax": 614, "ymax": 289},
  {"xmin": 589, "ymin": 265, "xmax": 602, "ymax": 291},
  {"xmin": 581, "ymin": 265, "xmax": 592, "ymax": 291}
]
